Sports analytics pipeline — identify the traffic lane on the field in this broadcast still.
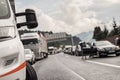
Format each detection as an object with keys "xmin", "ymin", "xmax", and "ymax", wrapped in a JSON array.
[
  {"xmin": 57, "ymin": 53, "xmax": 120, "ymax": 80},
  {"xmin": 65, "ymin": 52, "xmax": 120, "ymax": 66},
  {"xmin": 33, "ymin": 54, "xmax": 85, "ymax": 80},
  {"xmin": 87, "ymin": 54, "xmax": 120, "ymax": 66}
]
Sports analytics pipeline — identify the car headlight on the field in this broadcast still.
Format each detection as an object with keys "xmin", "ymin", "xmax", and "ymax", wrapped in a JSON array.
[
  {"xmin": 2, "ymin": 54, "xmax": 18, "ymax": 67},
  {"xmin": 98, "ymin": 48, "xmax": 105, "ymax": 51},
  {"xmin": 115, "ymin": 46, "xmax": 120, "ymax": 50}
]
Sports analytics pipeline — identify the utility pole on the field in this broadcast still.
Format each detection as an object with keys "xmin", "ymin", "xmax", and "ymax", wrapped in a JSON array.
[{"xmin": 71, "ymin": 35, "xmax": 74, "ymax": 47}]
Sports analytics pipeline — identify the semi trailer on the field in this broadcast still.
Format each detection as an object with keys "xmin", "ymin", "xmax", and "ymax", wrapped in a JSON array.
[{"xmin": 21, "ymin": 32, "xmax": 48, "ymax": 60}]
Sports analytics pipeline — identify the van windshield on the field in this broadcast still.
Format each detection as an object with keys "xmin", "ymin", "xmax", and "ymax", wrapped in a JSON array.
[
  {"xmin": 0, "ymin": 0, "xmax": 10, "ymax": 19},
  {"xmin": 22, "ymin": 38, "xmax": 39, "ymax": 45}
]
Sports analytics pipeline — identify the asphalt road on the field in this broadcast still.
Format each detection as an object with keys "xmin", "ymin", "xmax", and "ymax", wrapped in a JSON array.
[{"xmin": 34, "ymin": 53, "xmax": 120, "ymax": 80}]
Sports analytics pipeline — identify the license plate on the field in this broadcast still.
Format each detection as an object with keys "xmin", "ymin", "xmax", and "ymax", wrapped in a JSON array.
[{"xmin": 109, "ymin": 51, "xmax": 115, "ymax": 53}]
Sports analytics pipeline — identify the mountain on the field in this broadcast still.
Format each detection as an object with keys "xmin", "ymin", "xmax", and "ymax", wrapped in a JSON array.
[{"xmin": 76, "ymin": 31, "xmax": 95, "ymax": 42}]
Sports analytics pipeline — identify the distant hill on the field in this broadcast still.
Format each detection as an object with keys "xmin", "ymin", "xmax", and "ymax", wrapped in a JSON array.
[{"xmin": 76, "ymin": 31, "xmax": 95, "ymax": 42}]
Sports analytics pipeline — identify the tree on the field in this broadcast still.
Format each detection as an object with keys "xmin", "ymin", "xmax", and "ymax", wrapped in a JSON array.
[
  {"xmin": 113, "ymin": 18, "xmax": 119, "ymax": 35},
  {"xmin": 103, "ymin": 25, "xmax": 108, "ymax": 39},
  {"xmin": 93, "ymin": 26, "xmax": 104, "ymax": 41}
]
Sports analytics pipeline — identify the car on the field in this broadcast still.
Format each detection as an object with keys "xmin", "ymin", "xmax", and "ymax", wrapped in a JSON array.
[
  {"xmin": 25, "ymin": 49, "xmax": 36, "ymax": 64},
  {"xmin": 71, "ymin": 46, "xmax": 76, "ymax": 55},
  {"xmin": 95, "ymin": 40, "xmax": 120, "ymax": 57},
  {"xmin": 64, "ymin": 47, "xmax": 72, "ymax": 54},
  {"xmin": 67, "ymin": 47, "xmax": 72, "ymax": 54},
  {"xmin": 75, "ymin": 45, "xmax": 82, "ymax": 56},
  {"xmin": 64, "ymin": 45, "xmax": 72, "ymax": 54},
  {"xmin": 48, "ymin": 46, "xmax": 57, "ymax": 55}
]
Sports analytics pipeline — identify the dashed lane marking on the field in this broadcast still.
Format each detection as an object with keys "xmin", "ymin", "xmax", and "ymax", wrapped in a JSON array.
[
  {"xmin": 55, "ymin": 57, "xmax": 86, "ymax": 80},
  {"xmin": 63, "ymin": 65, "xmax": 86, "ymax": 80}
]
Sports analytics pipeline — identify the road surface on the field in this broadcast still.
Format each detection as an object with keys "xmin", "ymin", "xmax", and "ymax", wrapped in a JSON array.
[{"xmin": 34, "ymin": 53, "xmax": 120, "ymax": 80}]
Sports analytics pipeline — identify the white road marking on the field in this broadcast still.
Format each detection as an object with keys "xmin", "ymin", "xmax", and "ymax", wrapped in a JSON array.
[
  {"xmin": 55, "ymin": 57, "xmax": 86, "ymax": 80},
  {"xmin": 64, "ymin": 65, "xmax": 86, "ymax": 80},
  {"xmin": 87, "ymin": 60, "xmax": 120, "ymax": 69},
  {"xmin": 65, "ymin": 55, "xmax": 69, "ymax": 58}
]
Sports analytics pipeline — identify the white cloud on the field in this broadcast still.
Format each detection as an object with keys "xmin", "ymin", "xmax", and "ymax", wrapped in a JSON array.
[
  {"xmin": 54, "ymin": 0, "xmax": 100, "ymax": 34},
  {"xmin": 19, "ymin": 0, "xmax": 99, "ymax": 35},
  {"xmin": 16, "ymin": 0, "xmax": 120, "ymax": 35},
  {"xmin": 106, "ymin": 0, "xmax": 120, "ymax": 4}
]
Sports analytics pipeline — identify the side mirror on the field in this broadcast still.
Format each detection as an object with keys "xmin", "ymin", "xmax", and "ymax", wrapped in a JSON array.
[
  {"xmin": 25, "ymin": 9, "xmax": 38, "ymax": 29},
  {"xmin": 15, "ymin": 9, "xmax": 38, "ymax": 29}
]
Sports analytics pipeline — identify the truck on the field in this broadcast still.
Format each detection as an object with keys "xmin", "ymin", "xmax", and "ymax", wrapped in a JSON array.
[
  {"xmin": 0, "ymin": 0, "xmax": 38, "ymax": 80},
  {"xmin": 48, "ymin": 46, "xmax": 56, "ymax": 55},
  {"xmin": 21, "ymin": 32, "xmax": 48, "ymax": 60},
  {"xmin": 39, "ymin": 33, "xmax": 48, "ymax": 58}
]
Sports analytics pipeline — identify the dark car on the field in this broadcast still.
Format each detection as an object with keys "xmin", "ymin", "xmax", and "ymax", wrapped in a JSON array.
[{"xmin": 95, "ymin": 40, "xmax": 120, "ymax": 57}]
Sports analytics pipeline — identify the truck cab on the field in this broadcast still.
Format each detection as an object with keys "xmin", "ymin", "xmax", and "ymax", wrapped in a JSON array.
[
  {"xmin": 0, "ymin": 0, "xmax": 38, "ymax": 80},
  {"xmin": 21, "ymin": 33, "xmax": 43, "ymax": 60},
  {"xmin": 21, "ymin": 32, "xmax": 48, "ymax": 60}
]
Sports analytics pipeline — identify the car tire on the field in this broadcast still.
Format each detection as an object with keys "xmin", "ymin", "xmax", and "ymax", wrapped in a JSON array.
[
  {"xmin": 44, "ymin": 53, "xmax": 48, "ymax": 58},
  {"xmin": 26, "ymin": 62, "xmax": 38, "ymax": 80},
  {"xmin": 116, "ymin": 53, "xmax": 119, "ymax": 56}
]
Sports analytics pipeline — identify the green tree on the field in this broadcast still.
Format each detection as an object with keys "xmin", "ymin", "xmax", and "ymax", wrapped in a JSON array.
[
  {"xmin": 113, "ymin": 18, "xmax": 119, "ymax": 35},
  {"xmin": 103, "ymin": 25, "xmax": 108, "ymax": 39},
  {"xmin": 93, "ymin": 26, "xmax": 104, "ymax": 41}
]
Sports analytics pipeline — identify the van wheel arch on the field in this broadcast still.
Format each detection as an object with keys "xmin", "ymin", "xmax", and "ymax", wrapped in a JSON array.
[{"xmin": 26, "ymin": 62, "xmax": 38, "ymax": 80}]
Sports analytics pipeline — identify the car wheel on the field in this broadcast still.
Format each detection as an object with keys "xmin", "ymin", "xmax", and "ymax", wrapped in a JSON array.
[
  {"xmin": 116, "ymin": 53, "xmax": 119, "ymax": 56},
  {"xmin": 26, "ymin": 62, "xmax": 38, "ymax": 80},
  {"xmin": 44, "ymin": 53, "xmax": 48, "ymax": 58}
]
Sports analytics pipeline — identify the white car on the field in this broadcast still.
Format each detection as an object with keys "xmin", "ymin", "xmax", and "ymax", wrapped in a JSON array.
[
  {"xmin": 71, "ymin": 46, "xmax": 76, "ymax": 55},
  {"xmin": 25, "ymin": 49, "xmax": 36, "ymax": 64},
  {"xmin": 95, "ymin": 40, "xmax": 120, "ymax": 57}
]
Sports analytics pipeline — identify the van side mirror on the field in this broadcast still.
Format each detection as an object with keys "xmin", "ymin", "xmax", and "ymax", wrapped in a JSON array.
[
  {"xmin": 25, "ymin": 9, "xmax": 38, "ymax": 29},
  {"xmin": 15, "ymin": 9, "xmax": 38, "ymax": 29}
]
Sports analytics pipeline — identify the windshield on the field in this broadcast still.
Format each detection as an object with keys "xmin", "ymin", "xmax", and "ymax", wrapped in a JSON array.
[
  {"xmin": 0, "ymin": 27, "xmax": 15, "ymax": 41},
  {"xmin": 22, "ymin": 38, "xmax": 38, "ymax": 45},
  {"xmin": 0, "ymin": 0, "xmax": 10, "ymax": 19},
  {"xmin": 96, "ymin": 41, "xmax": 113, "ymax": 46}
]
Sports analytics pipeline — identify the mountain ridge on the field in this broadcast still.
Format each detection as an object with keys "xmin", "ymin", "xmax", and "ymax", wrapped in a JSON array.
[{"xmin": 76, "ymin": 31, "xmax": 95, "ymax": 42}]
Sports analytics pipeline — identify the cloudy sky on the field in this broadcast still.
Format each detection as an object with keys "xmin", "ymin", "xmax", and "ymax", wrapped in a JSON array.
[{"xmin": 15, "ymin": 0, "xmax": 120, "ymax": 35}]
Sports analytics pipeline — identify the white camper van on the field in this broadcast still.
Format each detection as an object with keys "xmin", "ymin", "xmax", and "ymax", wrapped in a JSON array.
[
  {"xmin": 0, "ymin": 0, "xmax": 38, "ymax": 80},
  {"xmin": 21, "ymin": 32, "xmax": 48, "ymax": 60}
]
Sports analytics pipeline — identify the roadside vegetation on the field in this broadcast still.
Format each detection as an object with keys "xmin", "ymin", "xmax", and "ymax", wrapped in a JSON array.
[{"xmin": 93, "ymin": 18, "xmax": 120, "ymax": 41}]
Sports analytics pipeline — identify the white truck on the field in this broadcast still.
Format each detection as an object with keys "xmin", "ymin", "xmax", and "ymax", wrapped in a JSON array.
[
  {"xmin": 0, "ymin": 0, "xmax": 38, "ymax": 80},
  {"xmin": 39, "ymin": 33, "xmax": 48, "ymax": 58},
  {"xmin": 21, "ymin": 32, "xmax": 48, "ymax": 60}
]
